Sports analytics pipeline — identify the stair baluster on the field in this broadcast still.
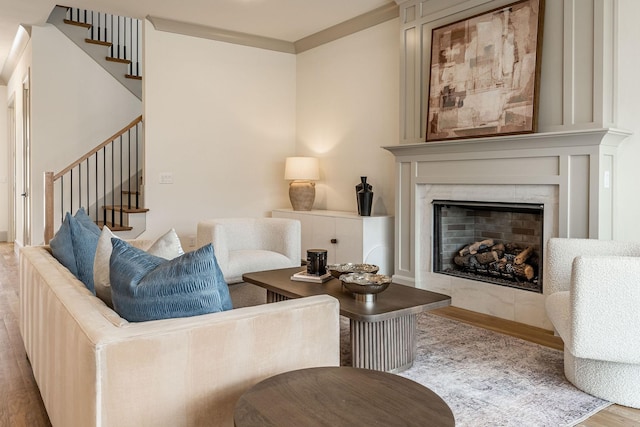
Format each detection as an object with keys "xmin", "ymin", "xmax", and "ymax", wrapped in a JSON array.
[
  {"xmin": 44, "ymin": 116, "xmax": 146, "ymax": 243},
  {"xmin": 65, "ymin": 7, "xmax": 141, "ymax": 79}
]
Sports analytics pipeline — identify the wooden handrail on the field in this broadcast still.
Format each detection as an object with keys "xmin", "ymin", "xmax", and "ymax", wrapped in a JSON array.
[{"xmin": 53, "ymin": 115, "xmax": 143, "ymax": 180}]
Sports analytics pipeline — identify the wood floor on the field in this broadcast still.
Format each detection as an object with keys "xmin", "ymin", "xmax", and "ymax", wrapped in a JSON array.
[
  {"xmin": 0, "ymin": 243, "xmax": 51, "ymax": 426},
  {"xmin": 1, "ymin": 242, "xmax": 639, "ymax": 426}
]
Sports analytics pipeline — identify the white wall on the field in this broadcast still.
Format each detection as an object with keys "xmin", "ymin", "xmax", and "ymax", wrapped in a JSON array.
[
  {"xmin": 0, "ymin": 85, "xmax": 7, "ymax": 241},
  {"xmin": 29, "ymin": 25, "xmax": 141, "ymax": 244},
  {"xmin": 143, "ymin": 22, "xmax": 296, "ymax": 245},
  {"xmin": 615, "ymin": 0, "xmax": 640, "ymax": 241},
  {"xmin": 296, "ymin": 18, "xmax": 399, "ymax": 215},
  {"xmin": 6, "ymin": 40, "xmax": 32, "ymax": 247},
  {"xmin": 5, "ymin": 24, "xmax": 142, "ymax": 245}
]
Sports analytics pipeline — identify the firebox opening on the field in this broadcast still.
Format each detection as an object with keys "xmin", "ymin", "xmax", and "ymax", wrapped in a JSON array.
[{"xmin": 432, "ymin": 200, "xmax": 544, "ymax": 293}]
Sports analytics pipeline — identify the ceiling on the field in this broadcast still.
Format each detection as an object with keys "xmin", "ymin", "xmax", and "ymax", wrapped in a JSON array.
[{"xmin": 0, "ymin": 0, "xmax": 394, "ymax": 83}]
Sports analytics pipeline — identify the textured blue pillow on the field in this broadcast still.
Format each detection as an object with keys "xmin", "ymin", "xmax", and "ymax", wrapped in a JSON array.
[
  {"xmin": 74, "ymin": 207, "xmax": 101, "ymax": 235},
  {"xmin": 49, "ymin": 208, "xmax": 100, "ymax": 278},
  {"xmin": 109, "ymin": 239, "xmax": 232, "ymax": 322},
  {"xmin": 69, "ymin": 214, "xmax": 101, "ymax": 294},
  {"xmin": 50, "ymin": 212, "xmax": 78, "ymax": 276}
]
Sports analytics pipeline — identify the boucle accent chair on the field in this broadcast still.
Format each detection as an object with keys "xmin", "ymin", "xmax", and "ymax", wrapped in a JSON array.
[
  {"xmin": 196, "ymin": 218, "xmax": 301, "ymax": 284},
  {"xmin": 197, "ymin": 218, "xmax": 301, "ymax": 306},
  {"xmin": 544, "ymin": 237, "xmax": 640, "ymax": 408}
]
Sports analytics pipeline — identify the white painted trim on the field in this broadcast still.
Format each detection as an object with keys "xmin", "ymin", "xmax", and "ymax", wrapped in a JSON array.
[
  {"xmin": 294, "ymin": 3, "xmax": 399, "ymax": 53},
  {"xmin": 147, "ymin": 16, "xmax": 296, "ymax": 54},
  {"xmin": 0, "ymin": 25, "xmax": 31, "ymax": 85},
  {"xmin": 383, "ymin": 128, "xmax": 632, "ymax": 157},
  {"xmin": 148, "ymin": 4, "xmax": 400, "ymax": 55}
]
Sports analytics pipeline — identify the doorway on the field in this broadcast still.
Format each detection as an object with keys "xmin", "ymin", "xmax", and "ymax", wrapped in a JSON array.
[
  {"xmin": 7, "ymin": 95, "xmax": 15, "ymax": 242},
  {"xmin": 21, "ymin": 72, "xmax": 31, "ymax": 246}
]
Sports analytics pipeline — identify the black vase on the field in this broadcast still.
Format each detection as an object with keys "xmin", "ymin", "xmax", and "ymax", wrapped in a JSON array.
[{"xmin": 356, "ymin": 176, "xmax": 373, "ymax": 216}]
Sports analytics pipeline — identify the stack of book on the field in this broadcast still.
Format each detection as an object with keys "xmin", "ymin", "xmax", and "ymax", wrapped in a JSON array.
[{"xmin": 290, "ymin": 270, "xmax": 332, "ymax": 283}]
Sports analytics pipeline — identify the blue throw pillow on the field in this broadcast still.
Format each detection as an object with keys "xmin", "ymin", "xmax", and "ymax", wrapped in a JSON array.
[
  {"xmin": 50, "ymin": 212, "xmax": 78, "ymax": 276},
  {"xmin": 49, "ymin": 208, "xmax": 100, "ymax": 277},
  {"xmin": 109, "ymin": 239, "xmax": 232, "ymax": 322},
  {"xmin": 74, "ymin": 207, "xmax": 101, "ymax": 235},
  {"xmin": 50, "ymin": 208, "xmax": 101, "ymax": 293},
  {"xmin": 69, "ymin": 214, "xmax": 101, "ymax": 294}
]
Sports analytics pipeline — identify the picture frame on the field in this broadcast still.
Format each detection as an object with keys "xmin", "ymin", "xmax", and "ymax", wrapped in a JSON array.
[{"xmin": 425, "ymin": 0, "xmax": 545, "ymax": 142}]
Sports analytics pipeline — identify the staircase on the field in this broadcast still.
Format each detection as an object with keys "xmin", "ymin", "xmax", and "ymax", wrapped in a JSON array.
[
  {"xmin": 47, "ymin": 5, "xmax": 142, "ymax": 100},
  {"xmin": 44, "ymin": 116, "xmax": 148, "ymax": 243},
  {"xmin": 43, "ymin": 6, "xmax": 147, "ymax": 243}
]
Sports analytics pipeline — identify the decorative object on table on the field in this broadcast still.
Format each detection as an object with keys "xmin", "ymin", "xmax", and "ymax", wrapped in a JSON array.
[
  {"xmin": 284, "ymin": 157, "xmax": 320, "ymax": 211},
  {"xmin": 327, "ymin": 263, "xmax": 379, "ymax": 279},
  {"xmin": 426, "ymin": 0, "xmax": 545, "ymax": 142},
  {"xmin": 290, "ymin": 270, "xmax": 332, "ymax": 283},
  {"xmin": 355, "ymin": 176, "xmax": 373, "ymax": 216},
  {"xmin": 306, "ymin": 249, "xmax": 327, "ymax": 275},
  {"xmin": 340, "ymin": 272, "xmax": 392, "ymax": 302}
]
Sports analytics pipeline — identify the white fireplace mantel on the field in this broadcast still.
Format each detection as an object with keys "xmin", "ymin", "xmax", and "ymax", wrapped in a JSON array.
[
  {"xmin": 383, "ymin": 128, "xmax": 631, "ymax": 329},
  {"xmin": 384, "ymin": 128, "xmax": 631, "ymax": 156}
]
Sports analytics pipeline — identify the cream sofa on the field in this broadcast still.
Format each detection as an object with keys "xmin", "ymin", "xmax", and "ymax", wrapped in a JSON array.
[{"xmin": 19, "ymin": 245, "xmax": 340, "ymax": 427}]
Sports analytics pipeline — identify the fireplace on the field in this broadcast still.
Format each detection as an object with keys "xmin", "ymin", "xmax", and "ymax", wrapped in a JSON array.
[
  {"xmin": 384, "ymin": 129, "xmax": 628, "ymax": 329},
  {"xmin": 432, "ymin": 200, "xmax": 543, "ymax": 293}
]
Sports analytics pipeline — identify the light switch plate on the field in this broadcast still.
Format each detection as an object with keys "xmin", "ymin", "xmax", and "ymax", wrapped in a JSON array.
[{"xmin": 159, "ymin": 172, "xmax": 173, "ymax": 184}]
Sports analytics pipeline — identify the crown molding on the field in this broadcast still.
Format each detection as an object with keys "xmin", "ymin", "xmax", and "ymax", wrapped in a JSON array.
[
  {"xmin": 147, "ymin": 16, "xmax": 296, "ymax": 54},
  {"xmin": 149, "ymin": 3, "xmax": 400, "ymax": 56},
  {"xmin": 294, "ymin": 3, "xmax": 400, "ymax": 53},
  {"xmin": 1, "ymin": 25, "xmax": 31, "ymax": 85}
]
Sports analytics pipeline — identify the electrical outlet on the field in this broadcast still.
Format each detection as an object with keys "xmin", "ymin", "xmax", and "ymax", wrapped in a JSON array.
[
  {"xmin": 159, "ymin": 172, "xmax": 173, "ymax": 184},
  {"xmin": 188, "ymin": 236, "xmax": 196, "ymax": 247}
]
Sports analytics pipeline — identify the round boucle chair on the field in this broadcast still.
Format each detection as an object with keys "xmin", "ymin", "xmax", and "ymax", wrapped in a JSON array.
[
  {"xmin": 196, "ymin": 218, "xmax": 301, "ymax": 307},
  {"xmin": 544, "ymin": 238, "xmax": 640, "ymax": 408}
]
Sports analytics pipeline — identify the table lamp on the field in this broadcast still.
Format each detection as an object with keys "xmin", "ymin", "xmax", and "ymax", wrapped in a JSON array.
[{"xmin": 285, "ymin": 157, "xmax": 319, "ymax": 211}]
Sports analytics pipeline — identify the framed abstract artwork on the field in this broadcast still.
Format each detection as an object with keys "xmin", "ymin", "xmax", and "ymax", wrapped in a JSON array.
[{"xmin": 426, "ymin": 0, "xmax": 545, "ymax": 142}]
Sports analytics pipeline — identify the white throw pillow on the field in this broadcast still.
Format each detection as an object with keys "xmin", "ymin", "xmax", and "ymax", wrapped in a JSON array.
[{"xmin": 93, "ymin": 227, "xmax": 185, "ymax": 307}]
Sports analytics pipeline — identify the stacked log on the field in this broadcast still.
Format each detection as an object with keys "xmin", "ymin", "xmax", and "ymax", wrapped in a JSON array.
[{"xmin": 452, "ymin": 240, "xmax": 538, "ymax": 282}]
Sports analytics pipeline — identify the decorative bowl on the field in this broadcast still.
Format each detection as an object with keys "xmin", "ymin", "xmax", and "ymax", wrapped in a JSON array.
[
  {"xmin": 340, "ymin": 273, "xmax": 392, "ymax": 300},
  {"xmin": 327, "ymin": 263, "xmax": 379, "ymax": 279}
]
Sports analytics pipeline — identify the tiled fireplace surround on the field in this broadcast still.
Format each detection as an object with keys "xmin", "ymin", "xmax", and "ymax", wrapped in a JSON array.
[{"xmin": 384, "ymin": 129, "xmax": 629, "ymax": 330}]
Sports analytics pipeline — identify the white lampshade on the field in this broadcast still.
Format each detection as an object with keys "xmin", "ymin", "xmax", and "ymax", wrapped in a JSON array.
[{"xmin": 284, "ymin": 157, "xmax": 320, "ymax": 181}]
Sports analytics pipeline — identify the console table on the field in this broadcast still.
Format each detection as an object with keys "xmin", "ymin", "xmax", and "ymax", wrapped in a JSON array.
[{"xmin": 272, "ymin": 209, "xmax": 394, "ymax": 275}]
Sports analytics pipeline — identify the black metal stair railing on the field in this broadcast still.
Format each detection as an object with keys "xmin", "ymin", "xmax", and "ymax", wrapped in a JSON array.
[
  {"xmin": 66, "ymin": 8, "xmax": 142, "ymax": 78},
  {"xmin": 44, "ymin": 116, "xmax": 144, "ymax": 243}
]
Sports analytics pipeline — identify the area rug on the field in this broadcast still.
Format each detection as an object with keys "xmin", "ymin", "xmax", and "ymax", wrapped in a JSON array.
[{"xmin": 340, "ymin": 313, "xmax": 611, "ymax": 427}]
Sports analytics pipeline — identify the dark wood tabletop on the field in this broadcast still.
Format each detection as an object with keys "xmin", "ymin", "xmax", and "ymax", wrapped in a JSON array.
[
  {"xmin": 234, "ymin": 366, "xmax": 456, "ymax": 427},
  {"xmin": 242, "ymin": 267, "xmax": 451, "ymax": 322}
]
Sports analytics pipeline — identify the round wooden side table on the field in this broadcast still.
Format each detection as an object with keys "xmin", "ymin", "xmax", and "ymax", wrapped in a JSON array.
[{"xmin": 234, "ymin": 366, "xmax": 455, "ymax": 426}]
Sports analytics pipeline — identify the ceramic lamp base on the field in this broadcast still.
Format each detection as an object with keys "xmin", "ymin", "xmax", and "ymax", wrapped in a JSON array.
[{"xmin": 289, "ymin": 181, "xmax": 315, "ymax": 211}]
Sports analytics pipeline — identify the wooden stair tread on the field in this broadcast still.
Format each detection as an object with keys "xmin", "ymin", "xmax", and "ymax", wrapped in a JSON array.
[
  {"xmin": 64, "ymin": 19, "xmax": 91, "ymax": 29},
  {"xmin": 122, "ymin": 190, "xmax": 141, "ymax": 195},
  {"xmin": 125, "ymin": 74, "xmax": 142, "ymax": 80},
  {"xmin": 96, "ymin": 221, "xmax": 133, "ymax": 232},
  {"xmin": 103, "ymin": 205, "xmax": 149, "ymax": 213},
  {"xmin": 85, "ymin": 38, "xmax": 112, "ymax": 47},
  {"xmin": 106, "ymin": 56, "xmax": 131, "ymax": 64}
]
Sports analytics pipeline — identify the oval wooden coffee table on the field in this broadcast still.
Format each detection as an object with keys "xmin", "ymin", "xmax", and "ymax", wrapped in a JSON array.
[{"xmin": 234, "ymin": 366, "xmax": 455, "ymax": 426}]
